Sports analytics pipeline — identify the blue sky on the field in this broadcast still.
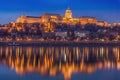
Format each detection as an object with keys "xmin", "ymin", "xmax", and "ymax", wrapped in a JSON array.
[{"xmin": 0, "ymin": 0, "xmax": 120, "ymax": 24}]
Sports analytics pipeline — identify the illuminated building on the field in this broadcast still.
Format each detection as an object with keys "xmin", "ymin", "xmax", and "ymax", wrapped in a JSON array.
[
  {"xmin": 16, "ymin": 15, "xmax": 42, "ymax": 23},
  {"xmin": 79, "ymin": 16, "xmax": 97, "ymax": 25},
  {"xmin": 65, "ymin": 8, "xmax": 72, "ymax": 19},
  {"xmin": 62, "ymin": 8, "xmax": 108, "ymax": 26},
  {"xmin": 97, "ymin": 21, "xmax": 108, "ymax": 27},
  {"xmin": 62, "ymin": 8, "xmax": 79, "ymax": 25},
  {"xmin": 16, "ymin": 8, "xmax": 109, "ymax": 27},
  {"xmin": 41, "ymin": 14, "xmax": 62, "ymax": 23}
]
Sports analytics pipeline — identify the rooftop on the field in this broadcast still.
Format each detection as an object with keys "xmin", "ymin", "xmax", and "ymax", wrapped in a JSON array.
[
  {"xmin": 42, "ymin": 13, "xmax": 61, "ymax": 16},
  {"xmin": 26, "ymin": 16, "xmax": 40, "ymax": 18}
]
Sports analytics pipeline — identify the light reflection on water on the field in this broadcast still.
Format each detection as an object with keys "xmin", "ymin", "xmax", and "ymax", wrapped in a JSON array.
[{"xmin": 0, "ymin": 46, "xmax": 120, "ymax": 80}]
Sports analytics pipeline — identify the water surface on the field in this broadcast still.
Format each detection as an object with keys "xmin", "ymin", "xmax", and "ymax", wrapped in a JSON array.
[{"xmin": 0, "ymin": 46, "xmax": 120, "ymax": 80}]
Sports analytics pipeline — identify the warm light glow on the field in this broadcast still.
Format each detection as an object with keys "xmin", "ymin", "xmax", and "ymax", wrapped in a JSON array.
[{"xmin": 0, "ymin": 46, "xmax": 120, "ymax": 80}]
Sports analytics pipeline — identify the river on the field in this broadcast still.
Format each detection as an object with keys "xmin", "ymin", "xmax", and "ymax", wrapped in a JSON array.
[{"xmin": 0, "ymin": 45, "xmax": 120, "ymax": 80}]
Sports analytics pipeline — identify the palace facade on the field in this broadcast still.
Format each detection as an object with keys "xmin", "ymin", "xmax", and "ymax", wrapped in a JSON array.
[
  {"xmin": 16, "ymin": 16, "xmax": 41, "ymax": 23},
  {"xmin": 16, "ymin": 8, "xmax": 108, "ymax": 27}
]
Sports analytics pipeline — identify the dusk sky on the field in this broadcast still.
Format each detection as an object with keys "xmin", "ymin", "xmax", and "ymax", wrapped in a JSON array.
[{"xmin": 0, "ymin": 0, "xmax": 120, "ymax": 24}]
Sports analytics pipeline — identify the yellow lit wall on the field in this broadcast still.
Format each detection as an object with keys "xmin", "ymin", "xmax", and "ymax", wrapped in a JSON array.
[{"xmin": 16, "ymin": 15, "xmax": 41, "ymax": 23}]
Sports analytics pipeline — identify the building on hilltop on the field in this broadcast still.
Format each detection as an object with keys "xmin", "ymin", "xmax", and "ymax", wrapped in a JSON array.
[
  {"xmin": 65, "ymin": 8, "xmax": 72, "ymax": 19},
  {"xmin": 97, "ymin": 21, "xmax": 108, "ymax": 27},
  {"xmin": 16, "ymin": 8, "xmax": 109, "ymax": 27},
  {"xmin": 16, "ymin": 15, "xmax": 42, "ymax": 23},
  {"xmin": 62, "ymin": 8, "xmax": 79, "ymax": 25},
  {"xmin": 79, "ymin": 16, "xmax": 97, "ymax": 25},
  {"xmin": 41, "ymin": 14, "xmax": 62, "ymax": 23}
]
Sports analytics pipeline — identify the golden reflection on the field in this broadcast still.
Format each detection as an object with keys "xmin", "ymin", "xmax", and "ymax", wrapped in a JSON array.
[{"xmin": 0, "ymin": 46, "xmax": 120, "ymax": 80}]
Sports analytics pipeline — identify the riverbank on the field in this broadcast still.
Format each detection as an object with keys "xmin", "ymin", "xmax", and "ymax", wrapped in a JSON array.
[{"xmin": 0, "ymin": 40, "xmax": 120, "ymax": 46}]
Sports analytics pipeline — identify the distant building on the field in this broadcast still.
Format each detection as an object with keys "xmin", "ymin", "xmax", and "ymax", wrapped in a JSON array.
[
  {"xmin": 74, "ymin": 30, "xmax": 90, "ymax": 38},
  {"xmin": 16, "ymin": 15, "xmax": 41, "ymax": 23},
  {"xmin": 111, "ymin": 22, "xmax": 120, "ymax": 27},
  {"xmin": 41, "ymin": 14, "xmax": 62, "ymax": 23},
  {"xmin": 97, "ymin": 29, "xmax": 118, "ymax": 37},
  {"xmin": 55, "ymin": 30, "xmax": 67, "ymax": 38},
  {"xmin": 62, "ymin": 8, "xmax": 79, "ymax": 25},
  {"xmin": 65, "ymin": 8, "xmax": 72, "ymax": 19},
  {"xmin": 79, "ymin": 16, "xmax": 97, "ymax": 25},
  {"xmin": 16, "ymin": 8, "xmax": 109, "ymax": 27},
  {"xmin": 97, "ymin": 21, "xmax": 108, "ymax": 27}
]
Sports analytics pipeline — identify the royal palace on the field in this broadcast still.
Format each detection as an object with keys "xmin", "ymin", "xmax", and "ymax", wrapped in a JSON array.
[{"xmin": 16, "ymin": 8, "xmax": 108, "ymax": 27}]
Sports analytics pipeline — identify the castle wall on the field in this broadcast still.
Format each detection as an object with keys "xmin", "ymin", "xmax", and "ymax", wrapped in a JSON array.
[
  {"xmin": 16, "ymin": 16, "xmax": 41, "ymax": 23},
  {"xmin": 16, "ymin": 9, "xmax": 109, "ymax": 27}
]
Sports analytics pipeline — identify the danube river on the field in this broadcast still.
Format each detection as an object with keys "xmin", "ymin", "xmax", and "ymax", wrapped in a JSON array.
[{"xmin": 0, "ymin": 45, "xmax": 120, "ymax": 80}]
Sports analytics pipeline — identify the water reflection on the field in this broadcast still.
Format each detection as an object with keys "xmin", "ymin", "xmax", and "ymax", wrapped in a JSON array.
[{"xmin": 0, "ymin": 46, "xmax": 120, "ymax": 80}]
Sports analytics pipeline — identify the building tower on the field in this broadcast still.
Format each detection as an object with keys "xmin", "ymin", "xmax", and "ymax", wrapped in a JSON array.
[{"xmin": 65, "ymin": 8, "xmax": 72, "ymax": 19}]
